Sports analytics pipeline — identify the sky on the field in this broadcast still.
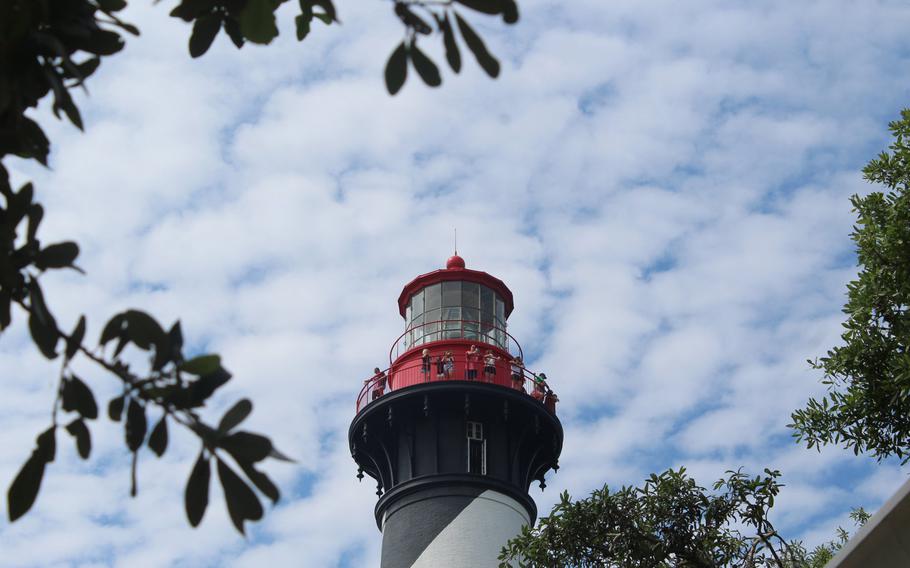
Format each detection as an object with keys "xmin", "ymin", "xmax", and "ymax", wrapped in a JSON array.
[{"xmin": 2, "ymin": 0, "xmax": 910, "ymax": 566}]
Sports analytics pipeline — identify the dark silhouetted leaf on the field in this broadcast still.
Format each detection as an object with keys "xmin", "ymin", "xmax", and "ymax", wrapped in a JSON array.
[
  {"xmin": 65, "ymin": 418, "xmax": 91, "ymax": 459},
  {"xmin": 224, "ymin": 17, "xmax": 245, "ymax": 48},
  {"xmin": 7, "ymin": 453, "xmax": 46, "ymax": 522},
  {"xmin": 455, "ymin": 13, "xmax": 500, "ymax": 78},
  {"xmin": 268, "ymin": 447, "xmax": 296, "ymax": 462},
  {"xmin": 17, "ymin": 117, "xmax": 50, "ymax": 165},
  {"xmin": 9, "ymin": 182, "xmax": 35, "ymax": 223},
  {"xmin": 36, "ymin": 427, "xmax": 56, "ymax": 463},
  {"xmin": 66, "ymin": 315, "xmax": 86, "ymax": 360},
  {"xmin": 61, "ymin": 375, "xmax": 98, "ymax": 419},
  {"xmin": 98, "ymin": 0, "xmax": 127, "ymax": 12},
  {"xmin": 185, "ymin": 451, "xmax": 210, "ymax": 527},
  {"xmin": 238, "ymin": 461, "xmax": 280, "ymax": 504},
  {"xmin": 190, "ymin": 14, "xmax": 222, "ymax": 57},
  {"xmin": 385, "ymin": 42, "xmax": 408, "ymax": 95},
  {"xmin": 170, "ymin": 0, "xmax": 212, "ymax": 22},
  {"xmin": 26, "ymin": 203, "xmax": 43, "ymax": 243},
  {"xmin": 442, "ymin": 13, "xmax": 461, "ymax": 73},
  {"xmin": 311, "ymin": 0, "xmax": 337, "ymax": 22},
  {"xmin": 240, "ymin": 0, "xmax": 279, "ymax": 44},
  {"xmin": 35, "ymin": 241, "xmax": 79, "ymax": 270},
  {"xmin": 0, "ymin": 289, "xmax": 11, "ymax": 330},
  {"xmin": 99, "ymin": 313, "xmax": 125, "ymax": 346},
  {"xmin": 502, "ymin": 0, "xmax": 519, "ymax": 24},
  {"xmin": 220, "ymin": 431, "xmax": 272, "ymax": 463},
  {"xmin": 123, "ymin": 310, "xmax": 165, "ymax": 351},
  {"xmin": 126, "ymin": 398, "xmax": 147, "ymax": 451},
  {"xmin": 217, "ymin": 457, "xmax": 263, "ymax": 534},
  {"xmin": 168, "ymin": 321, "xmax": 184, "ymax": 361},
  {"xmin": 410, "ymin": 44, "xmax": 442, "ymax": 87},
  {"xmin": 63, "ymin": 58, "xmax": 101, "ymax": 85},
  {"xmin": 394, "ymin": 3, "xmax": 432, "ymax": 34},
  {"xmin": 81, "ymin": 29, "xmax": 125, "ymax": 56},
  {"xmin": 294, "ymin": 14, "xmax": 311, "ymax": 40},
  {"xmin": 114, "ymin": 19, "xmax": 140, "ymax": 37},
  {"xmin": 148, "ymin": 416, "xmax": 168, "ymax": 457},
  {"xmin": 108, "ymin": 394, "xmax": 125, "ymax": 421},
  {"xmin": 27, "ymin": 278, "xmax": 58, "ymax": 359},
  {"xmin": 181, "ymin": 354, "xmax": 221, "ymax": 376},
  {"xmin": 218, "ymin": 399, "xmax": 253, "ymax": 433},
  {"xmin": 59, "ymin": 94, "xmax": 84, "ymax": 131},
  {"xmin": 454, "ymin": 0, "xmax": 507, "ymax": 15},
  {"xmin": 188, "ymin": 366, "xmax": 232, "ymax": 407}
]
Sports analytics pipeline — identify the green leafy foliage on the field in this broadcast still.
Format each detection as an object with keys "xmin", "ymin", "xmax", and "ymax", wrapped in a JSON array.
[
  {"xmin": 0, "ymin": 0, "xmax": 133, "ymax": 165},
  {"xmin": 0, "ymin": 166, "xmax": 290, "ymax": 529},
  {"xmin": 382, "ymin": 1, "xmax": 514, "ymax": 93},
  {"xmin": 500, "ymin": 468, "xmax": 814, "ymax": 568},
  {"xmin": 791, "ymin": 108, "xmax": 910, "ymax": 462}
]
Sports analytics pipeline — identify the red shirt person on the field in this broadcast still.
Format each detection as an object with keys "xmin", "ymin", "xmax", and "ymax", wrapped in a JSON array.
[
  {"xmin": 368, "ymin": 367, "xmax": 387, "ymax": 400},
  {"xmin": 465, "ymin": 345, "xmax": 480, "ymax": 380}
]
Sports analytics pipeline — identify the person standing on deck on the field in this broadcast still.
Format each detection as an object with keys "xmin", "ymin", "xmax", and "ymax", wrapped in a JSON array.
[
  {"xmin": 436, "ymin": 353, "xmax": 446, "ymax": 380},
  {"xmin": 484, "ymin": 350, "xmax": 499, "ymax": 382},
  {"xmin": 421, "ymin": 349, "xmax": 431, "ymax": 382},
  {"xmin": 443, "ymin": 351, "xmax": 455, "ymax": 379},
  {"xmin": 465, "ymin": 344, "xmax": 480, "ymax": 380},
  {"xmin": 510, "ymin": 357, "xmax": 525, "ymax": 391},
  {"xmin": 366, "ymin": 367, "xmax": 387, "ymax": 400}
]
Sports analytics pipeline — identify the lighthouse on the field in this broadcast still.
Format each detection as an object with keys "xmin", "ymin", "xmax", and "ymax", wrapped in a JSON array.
[{"xmin": 349, "ymin": 255, "xmax": 564, "ymax": 567}]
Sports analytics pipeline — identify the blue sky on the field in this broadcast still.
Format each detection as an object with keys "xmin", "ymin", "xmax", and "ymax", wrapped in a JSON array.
[{"xmin": 2, "ymin": 0, "xmax": 910, "ymax": 566}]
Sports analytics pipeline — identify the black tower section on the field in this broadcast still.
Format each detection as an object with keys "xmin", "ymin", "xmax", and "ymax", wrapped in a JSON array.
[{"xmin": 350, "ymin": 381, "xmax": 563, "ymax": 528}]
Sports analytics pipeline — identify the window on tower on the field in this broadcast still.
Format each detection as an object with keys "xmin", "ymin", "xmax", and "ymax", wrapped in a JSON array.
[{"xmin": 466, "ymin": 421, "xmax": 486, "ymax": 475}]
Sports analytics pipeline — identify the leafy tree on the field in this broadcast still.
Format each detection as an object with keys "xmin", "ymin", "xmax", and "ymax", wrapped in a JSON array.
[
  {"xmin": 499, "ymin": 468, "xmax": 868, "ymax": 568},
  {"xmin": 1, "ymin": 0, "xmax": 517, "ymax": 531},
  {"xmin": 790, "ymin": 109, "xmax": 910, "ymax": 462}
]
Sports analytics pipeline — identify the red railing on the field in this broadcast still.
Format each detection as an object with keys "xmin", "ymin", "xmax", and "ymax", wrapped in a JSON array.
[
  {"xmin": 356, "ymin": 354, "xmax": 557, "ymax": 415},
  {"xmin": 387, "ymin": 319, "xmax": 523, "ymax": 364}
]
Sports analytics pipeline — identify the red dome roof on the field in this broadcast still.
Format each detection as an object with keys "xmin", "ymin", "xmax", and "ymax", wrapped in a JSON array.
[
  {"xmin": 397, "ymin": 256, "xmax": 514, "ymax": 318},
  {"xmin": 446, "ymin": 254, "xmax": 466, "ymax": 269}
]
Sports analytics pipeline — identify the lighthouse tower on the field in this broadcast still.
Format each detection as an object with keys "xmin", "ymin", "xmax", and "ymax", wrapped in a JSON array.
[{"xmin": 350, "ymin": 255, "xmax": 563, "ymax": 567}]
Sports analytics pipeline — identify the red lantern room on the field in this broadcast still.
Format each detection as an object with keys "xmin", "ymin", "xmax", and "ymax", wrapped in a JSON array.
[
  {"xmin": 356, "ymin": 254, "xmax": 556, "ymax": 411},
  {"xmin": 350, "ymin": 256, "xmax": 563, "ymax": 568}
]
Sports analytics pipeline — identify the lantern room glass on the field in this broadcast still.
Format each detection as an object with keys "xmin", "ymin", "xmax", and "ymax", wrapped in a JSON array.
[{"xmin": 406, "ymin": 281, "xmax": 507, "ymax": 350}]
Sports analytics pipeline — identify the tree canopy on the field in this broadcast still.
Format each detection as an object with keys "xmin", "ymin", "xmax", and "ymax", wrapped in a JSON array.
[
  {"xmin": 790, "ymin": 108, "xmax": 910, "ymax": 462},
  {"xmin": 499, "ymin": 468, "xmax": 868, "ymax": 568}
]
